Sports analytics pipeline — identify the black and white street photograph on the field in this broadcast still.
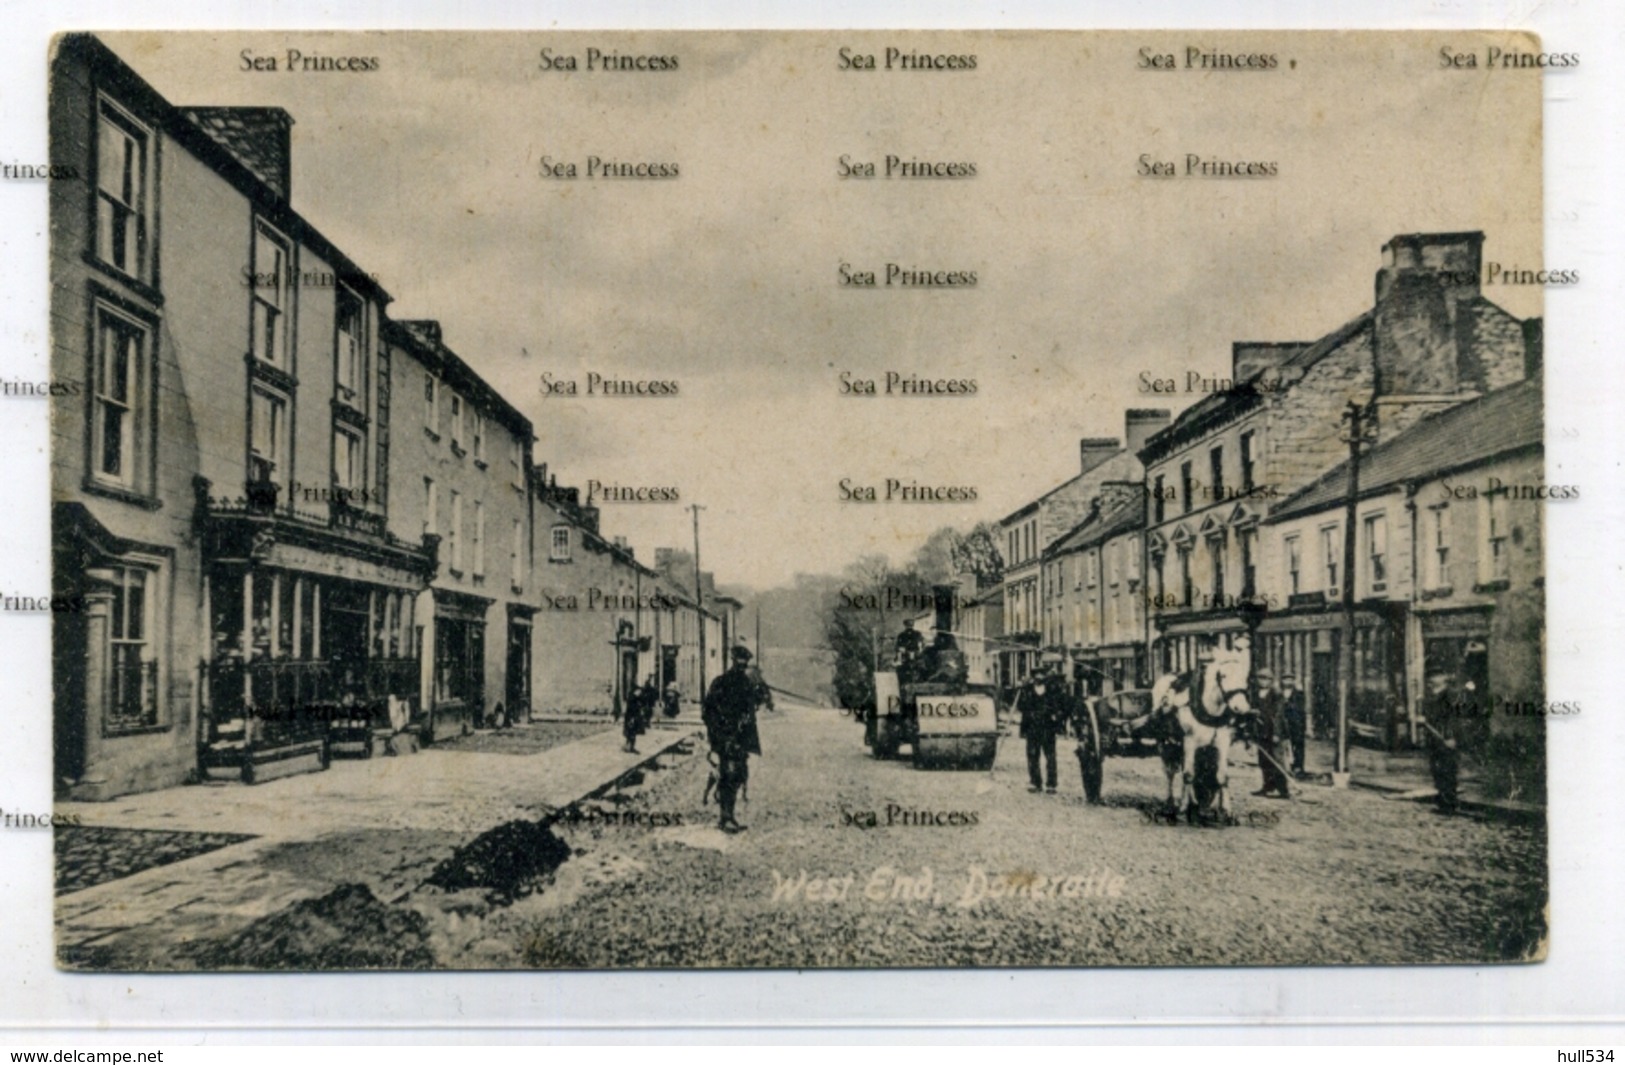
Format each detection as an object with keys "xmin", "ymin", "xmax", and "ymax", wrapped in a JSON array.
[{"xmin": 45, "ymin": 29, "xmax": 1554, "ymax": 971}]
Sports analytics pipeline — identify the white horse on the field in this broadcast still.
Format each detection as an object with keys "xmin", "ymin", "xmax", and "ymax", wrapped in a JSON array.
[{"xmin": 1151, "ymin": 648, "xmax": 1254, "ymax": 825}]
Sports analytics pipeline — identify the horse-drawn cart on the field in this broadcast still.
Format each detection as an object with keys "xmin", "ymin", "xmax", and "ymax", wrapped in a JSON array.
[{"xmin": 1067, "ymin": 688, "xmax": 1167, "ymax": 803}]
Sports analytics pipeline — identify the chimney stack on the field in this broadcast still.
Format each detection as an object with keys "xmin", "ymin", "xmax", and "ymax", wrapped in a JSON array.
[
  {"xmin": 1376, "ymin": 231, "xmax": 1483, "ymax": 306},
  {"xmin": 1124, "ymin": 409, "xmax": 1171, "ymax": 455},
  {"xmin": 180, "ymin": 107, "xmax": 295, "ymax": 200},
  {"xmin": 1373, "ymin": 231, "xmax": 1486, "ymax": 396},
  {"xmin": 1079, "ymin": 437, "xmax": 1120, "ymax": 475}
]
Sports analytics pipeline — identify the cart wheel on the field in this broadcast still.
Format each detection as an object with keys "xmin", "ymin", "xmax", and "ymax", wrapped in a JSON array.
[{"xmin": 1078, "ymin": 705, "xmax": 1104, "ymax": 803}]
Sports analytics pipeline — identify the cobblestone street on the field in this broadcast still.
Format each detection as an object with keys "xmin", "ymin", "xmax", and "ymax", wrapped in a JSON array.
[
  {"xmin": 55, "ymin": 705, "xmax": 1546, "ymax": 969},
  {"xmin": 505, "ymin": 705, "xmax": 1547, "ymax": 968},
  {"xmin": 52, "ymin": 718, "xmax": 689, "ymax": 969}
]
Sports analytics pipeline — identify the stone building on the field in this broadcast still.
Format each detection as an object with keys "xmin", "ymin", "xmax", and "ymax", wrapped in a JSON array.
[
  {"xmin": 1139, "ymin": 232, "xmax": 1538, "ymax": 678},
  {"xmin": 1041, "ymin": 482, "xmax": 1147, "ymax": 695},
  {"xmin": 1262, "ymin": 378, "xmax": 1545, "ymax": 776},
  {"xmin": 956, "ymin": 576, "xmax": 1003, "ymax": 688},
  {"xmin": 994, "ymin": 409, "xmax": 1168, "ymax": 686}
]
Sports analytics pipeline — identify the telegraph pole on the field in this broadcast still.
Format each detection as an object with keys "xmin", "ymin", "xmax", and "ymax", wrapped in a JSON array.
[
  {"xmin": 690, "ymin": 504, "xmax": 707, "ymax": 698},
  {"xmin": 1335, "ymin": 399, "xmax": 1376, "ymax": 778}
]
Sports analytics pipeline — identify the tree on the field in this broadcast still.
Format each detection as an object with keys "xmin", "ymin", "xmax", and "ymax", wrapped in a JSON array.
[
  {"xmin": 911, "ymin": 526, "xmax": 964, "ymax": 586},
  {"xmin": 821, "ymin": 554, "xmax": 933, "ymax": 710},
  {"xmin": 952, "ymin": 522, "xmax": 1006, "ymax": 589}
]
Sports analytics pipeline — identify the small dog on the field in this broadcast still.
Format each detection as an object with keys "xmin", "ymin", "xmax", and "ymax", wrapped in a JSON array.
[{"xmin": 700, "ymin": 750, "xmax": 746, "ymax": 806}]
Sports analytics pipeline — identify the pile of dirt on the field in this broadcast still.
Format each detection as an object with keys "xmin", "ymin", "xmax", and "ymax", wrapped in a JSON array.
[
  {"xmin": 184, "ymin": 883, "xmax": 434, "ymax": 970},
  {"xmin": 424, "ymin": 819, "xmax": 572, "ymax": 903}
]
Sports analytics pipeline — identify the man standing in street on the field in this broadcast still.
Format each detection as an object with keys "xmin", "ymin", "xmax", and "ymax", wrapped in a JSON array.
[
  {"xmin": 1019, "ymin": 658, "xmax": 1068, "ymax": 794},
  {"xmin": 894, "ymin": 619, "xmax": 925, "ymax": 682},
  {"xmin": 1419, "ymin": 668, "xmax": 1462, "ymax": 815},
  {"xmin": 1250, "ymin": 667, "xmax": 1291, "ymax": 798},
  {"xmin": 1280, "ymin": 672, "xmax": 1308, "ymax": 778},
  {"xmin": 703, "ymin": 645, "xmax": 764, "ymax": 833}
]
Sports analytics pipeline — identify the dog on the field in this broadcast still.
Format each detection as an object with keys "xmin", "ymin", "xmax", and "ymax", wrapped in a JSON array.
[{"xmin": 700, "ymin": 750, "xmax": 746, "ymax": 808}]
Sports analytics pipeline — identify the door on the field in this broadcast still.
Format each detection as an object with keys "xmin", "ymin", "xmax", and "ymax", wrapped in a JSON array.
[
  {"xmin": 506, "ymin": 619, "xmax": 531, "ymax": 720},
  {"xmin": 1310, "ymin": 648, "xmax": 1337, "ymax": 741}
]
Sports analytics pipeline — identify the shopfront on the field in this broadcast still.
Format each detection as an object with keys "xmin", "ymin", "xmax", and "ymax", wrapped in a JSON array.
[
  {"xmin": 1258, "ymin": 604, "xmax": 1408, "ymax": 747},
  {"xmin": 197, "ymin": 502, "xmax": 432, "ymax": 778}
]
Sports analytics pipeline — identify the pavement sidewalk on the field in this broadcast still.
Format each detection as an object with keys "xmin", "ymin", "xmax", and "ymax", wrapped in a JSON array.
[
  {"xmin": 53, "ymin": 719, "xmax": 702, "ymax": 961},
  {"xmin": 1254, "ymin": 736, "xmax": 1544, "ymax": 821}
]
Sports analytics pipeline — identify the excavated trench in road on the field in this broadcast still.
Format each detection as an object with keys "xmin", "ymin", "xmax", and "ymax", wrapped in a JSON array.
[{"xmin": 178, "ymin": 733, "xmax": 702, "ymax": 970}]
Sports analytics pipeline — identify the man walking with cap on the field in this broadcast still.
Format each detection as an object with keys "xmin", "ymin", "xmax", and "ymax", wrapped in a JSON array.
[
  {"xmin": 704, "ymin": 644, "xmax": 764, "ymax": 833},
  {"xmin": 1250, "ymin": 667, "xmax": 1291, "ymax": 798},
  {"xmin": 1019, "ymin": 657, "xmax": 1068, "ymax": 794}
]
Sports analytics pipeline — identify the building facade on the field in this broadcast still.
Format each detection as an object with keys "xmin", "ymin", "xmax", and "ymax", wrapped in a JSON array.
[
  {"xmin": 384, "ymin": 319, "xmax": 536, "ymax": 737},
  {"xmin": 1140, "ymin": 232, "xmax": 1536, "ymax": 681},
  {"xmin": 995, "ymin": 409, "xmax": 1168, "ymax": 687},
  {"xmin": 1042, "ymin": 481, "xmax": 1147, "ymax": 695},
  {"xmin": 51, "ymin": 36, "xmax": 435, "ymax": 797},
  {"xmin": 1262, "ymin": 379, "xmax": 1544, "ymax": 765},
  {"xmin": 50, "ymin": 35, "xmax": 740, "ymax": 798},
  {"xmin": 531, "ymin": 476, "xmax": 720, "ymax": 715}
]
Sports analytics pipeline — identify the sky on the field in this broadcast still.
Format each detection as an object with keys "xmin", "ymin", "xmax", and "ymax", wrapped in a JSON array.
[{"xmin": 101, "ymin": 30, "xmax": 1544, "ymax": 590}]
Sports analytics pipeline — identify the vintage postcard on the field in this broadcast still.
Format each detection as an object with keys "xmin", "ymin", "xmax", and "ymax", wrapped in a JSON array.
[{"xmin": 48, "ymin": 30, "xmax": 1551, "ymax": 970}]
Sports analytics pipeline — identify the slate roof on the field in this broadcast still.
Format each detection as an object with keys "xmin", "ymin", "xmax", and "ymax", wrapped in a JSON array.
[
  {"xmin": 1269, "ymin": 378, "xmax": 1543, "ymax": 522},
  {"xmin": 1045, "ymin": 487, "xmax": 1145, "ymax": 558},
  {"xmin": 1138, "ymin": 311, "xmax": 1374, "ymax": 463},
  {"xmin": 178, "ymin": 107, "xmax": 293, "ymax": 197}
]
